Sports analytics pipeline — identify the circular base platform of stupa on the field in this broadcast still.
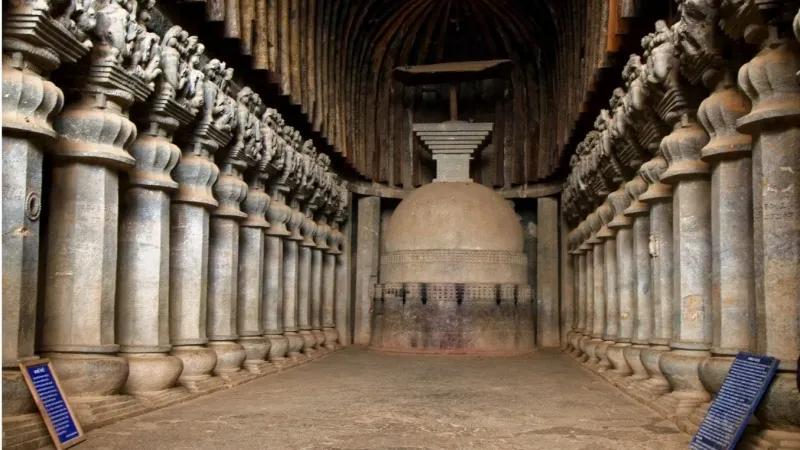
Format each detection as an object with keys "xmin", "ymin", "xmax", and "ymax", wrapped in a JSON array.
[{"xmin": 368, "ymin": 283, "xmax": 535, "ymax": 355}]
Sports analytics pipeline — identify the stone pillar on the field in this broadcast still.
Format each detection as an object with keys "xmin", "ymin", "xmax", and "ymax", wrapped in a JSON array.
[
  {"xmin": 586, "ymin": 211, "xmax": 605, "ymax": 365},
  {"xmin": 334, "ymin": 200, "xmax": 352, "ymax": 346},
  {"xmin": 536, "ymin": 196, "xmax": 560, "ymax": 347},
  {"xmin": 313, "ymin": 210, "xmax": 332, "ymax": 350},
  {"xmin": 322, "ymin": 245, "xmax": 338, "ymax": 349},
  {"xmin": 354, "ymin": 196, "xmax": 380, "ymax": 345},
  {"xmin": 638, "ymin": 155, "xmax": 673, "ymax": 398},
  {"xmin": 2, "ymin": 4, "xmax": 86, "ymax": 415},
  {"xmin": 596, "ymin": 199, "xmax": 617, "ymax": 371},
  {"xmin": 264, "ymin": 186, "xmax": 292, "ymax": 361},
  {"xmin": 738, "ymin": 31, "xmax": 800, "ymax": 441},
  {"xmin": 577, "ymin": 220, "xmax": 593, "ymax": 361},
  {"xmin": 607, "ymin": 185, "xmax": 634, "ymax": 376},
  {"xmin": 170, "ymin": 60, "xmax": 232, "ymax": 391},
  {"xmin": 118, "ymin": 28, "xmax": 205, "ymax": 394},
  {"xmin": 573, "ymin": 220, "xmax": 588, "ymax": 358},
  {"xmin": 692, "ymin": 69, "xmax": 757, "ymax": 423},
  {"xmin": 658, "ymin": 116, "xmax": 712, "ymax": 417},
  {"xmin": 560, "ymin": 215, "xmax": 575, "ymax": 350},
  {"xmin": 298, "ymin": 204, "xmax": 318, "ymax": 354},
  {"xmin": 237, "ymin": 170, "xmax": 271, "ymax": 373},
  {"xmin": 622, "ymin": 176, "xmax": 652, "ymax": 388},
  {"xmin": 41, "ymin": 9, "xmax": 159, "ymax": 395},
  {"xmin": 206, "ymin": 153, "xmax": 250, "ymax": 379},
  {"xmin": 321, "ymin": 184, "xmax": 346, "ymax": 348},
  {"xmin": 284, "ymin": 196, "xmax": 305, "ymax": 358}
]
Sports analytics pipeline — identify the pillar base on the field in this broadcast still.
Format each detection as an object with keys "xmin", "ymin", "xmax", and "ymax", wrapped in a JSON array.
[
  {"xmin": 121, "ymin": 353, "xmax": 183, "ymax": 396},
  {"xmin": 565, "ymin": 330, "xmax": 575, "ymax": 352},
  {"xmin": 586, "ymin": 338, "xmax": 602, "ymax": 365},
  {"xmin": 2, "ymin": 368, "xmax": 37, "ymax": 416},
  {"xmin": 755, "ymin": 371, "xmax": 800, "ymax": 442},
  {"xmin": 568, "ymin": 332, "xmax": 582, "ymax": 357},
  {"xmin": 596, "ymin": 341, "xmax": 613, "ymax": 371},
  {"xmin": 299, "ymin": 330, "xmax": 317, "ymax": 354},
  {"xmin": 622, "ymin": 345, "xmax": 650, "ymax": 388},
  {"xmin": 323, "ymin": 327, "xmax": 339, "ymax": 350},
  {"xmin": 207, "ymin": 341, "xmax": 246, "ymax": 377},
  {"xmin": 659, "ymin": 349, "xmax": 711, "ymax": 417},
  {"xmin": 285, "ymin": 331, "xmax": 304, "ymax": 357},
  {"xmin": 170, "ymin": 345, "xmax": 217, "ymax": 383},
  {"xmin": 577, "ymin": 335, "xmax": 591, "ymax": 362},
  {"xmin": 43, "ymin": 352, "xmax": 128, "ymax": 397},
  {"xmin": 607, "ymin": 343, "xmax": 632, "ymax": 376},
  {"xmin": 239, "ymin": 336, "xmax": 271, "ymax": 373},
  {"xmin": 639, "ymin": 346, "xmax": 671, "ymax": 398},
  {"xmin": 266, "ymin": 334, "xmax": 289, "ymax": 361},
  {"xmin": 312, "ymin": 329, "xmax": 326, "ymax": 349}
]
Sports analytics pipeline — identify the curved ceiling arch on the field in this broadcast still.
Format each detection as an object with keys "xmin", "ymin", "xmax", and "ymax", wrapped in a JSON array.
[{"xmin": 168, "ymin": 0, "xmax": 647, "ymax": 186}]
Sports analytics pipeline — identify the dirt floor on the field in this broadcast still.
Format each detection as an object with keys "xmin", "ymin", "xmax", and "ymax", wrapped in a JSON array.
[{"xmin": 79, "ymin": 348, "xmax": 690, "ymax": 449}]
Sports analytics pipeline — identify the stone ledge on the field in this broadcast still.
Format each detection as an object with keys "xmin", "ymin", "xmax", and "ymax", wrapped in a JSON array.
[{"xmin": 1, "ymin": 346, "xmax": 344, "ymax": 450}]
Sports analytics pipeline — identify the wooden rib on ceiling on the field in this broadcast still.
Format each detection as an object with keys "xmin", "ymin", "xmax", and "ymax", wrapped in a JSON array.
[{"xmin": 174, "ymin": 0, "xmax": 640, "ymax": 186}]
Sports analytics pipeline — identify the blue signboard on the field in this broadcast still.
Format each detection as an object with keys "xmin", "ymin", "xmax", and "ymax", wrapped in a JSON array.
[
  {"xmin": 690, "ymin": 352, "xmax": 779, "ymax": 450},
  {"xmin": 20, "ymin": 359, "xmax": 85, "ymax": 449}
]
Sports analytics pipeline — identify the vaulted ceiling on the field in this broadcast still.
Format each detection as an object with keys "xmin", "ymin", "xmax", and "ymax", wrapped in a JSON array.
[{"xmin": 157, "ymin": 0, "xmax": 664, "ymax": 187}]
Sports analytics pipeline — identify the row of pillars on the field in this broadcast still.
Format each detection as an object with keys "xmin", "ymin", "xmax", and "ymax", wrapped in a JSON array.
[
  {"xmin": 561, "ymin": 17, "xmax": 800, "ymax": 446},
  {"xmin": 2, "ymin": 1, "xmax": 352, "ymax": 422}
]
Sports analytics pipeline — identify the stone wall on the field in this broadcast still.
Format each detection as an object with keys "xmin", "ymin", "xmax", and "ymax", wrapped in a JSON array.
[
  {"xmin": 561, "ymin": 2, "xmax": 800, "ymax": 446},
  {"xmin": 2, "ymin": 2, "xmax": 351, "ymax": 447}
]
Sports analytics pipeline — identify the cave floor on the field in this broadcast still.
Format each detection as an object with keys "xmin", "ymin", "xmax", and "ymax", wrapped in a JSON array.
[{"xmin": 79, "ymin": 347, "xmax": 689, "ymax": 449}]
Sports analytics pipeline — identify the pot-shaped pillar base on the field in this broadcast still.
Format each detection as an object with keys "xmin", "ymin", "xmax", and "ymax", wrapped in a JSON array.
[
  {"xmin": 622, "ymin": 345, "xmax": 650, "ymax": 389},
  {"xmin": 299, "ymin": 330, "xmax": 317, "ymax": 354},
  {"xmin": 312, "ymin": 330, "xmax": 326, "ymax": 349},
  {"xmin": 207, "ymin": 341, "xmax": 246, "ymax": 377},
  {"xmin": 266, "ymin": 334, "xmax": 289, "ymax": 361},
  {"xmin": 122, "ymin": 353, "xmax": 183, "ymax": 396},
  {"xmin": 171, "ymin": 345, "xmax": 217, "ymax": 383},
  {"xmin": 596, "ymin": 341, "xmax": 613, "ymax": 372},
  {"xmin": 639, "ymin": 346, "xmax": 671, "ymax": 398},
  {"xmin": 44, "ymin": 352, "xmax": 128, "ymax": 397},
  {"xmin": 586, "ymin": 338, "xmax": 602, "ymax": 365},
  {"xmin": 565, "ymin": 330, "xmax": 575, "ymax": 353},
  {"xmin": 608, "ymin": 343, "xmax": 632, "ymax": 377},
  {"xmin": 285, "ymin": 331, "xmax": 304, "ymax": 358},
  {"xmin": 239, "ymin": 337, "xmax": 271, "ymax": 373},
  {"xmin": 323, "ymin": 327, "xmax": 339, "ymax": 350},
  {"xmin": 577, "ymin": 335, "xmax": 591, "ymax": 362},
  {"xmin": 659, "ymin": 349, "xmax": 711, "ymax": 417}
]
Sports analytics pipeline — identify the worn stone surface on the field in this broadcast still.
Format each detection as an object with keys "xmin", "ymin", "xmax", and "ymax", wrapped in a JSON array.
[
  {"xmin": 536, "ymin": 197, "xmax": 560, "ymax": 348},
  {"xmin": 79, "ymin": 348, "xmax": 688, "ymax": 450},
  {"xmin": 354, "ymin": 196, "xmax": 381, "ymax": 345}
]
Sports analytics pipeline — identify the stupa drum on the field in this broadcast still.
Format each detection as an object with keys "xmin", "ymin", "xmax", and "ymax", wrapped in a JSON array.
[{"xmin": 369, "ymin": 121, "xmax": 535, "ymax": 355}]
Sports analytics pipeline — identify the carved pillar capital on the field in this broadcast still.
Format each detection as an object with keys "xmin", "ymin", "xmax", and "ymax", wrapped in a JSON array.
[
  {"xmin": 607, "ymin": 185, "xmax": 633, "ymax": 230},
  {"xmin": 639, "ymin": 154, "xmax": 674, "ymax": 202}
]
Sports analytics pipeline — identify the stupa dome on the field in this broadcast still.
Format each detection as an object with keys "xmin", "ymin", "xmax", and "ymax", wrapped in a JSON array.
[{"xmin": 381, "ymin": 182, "xmax": 527, "ymax": 285}]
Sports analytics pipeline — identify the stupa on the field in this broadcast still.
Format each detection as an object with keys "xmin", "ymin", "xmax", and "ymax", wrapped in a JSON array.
[{"xmin": 369, "ymin": 118, "xmax": 535, "ymax": 355}]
